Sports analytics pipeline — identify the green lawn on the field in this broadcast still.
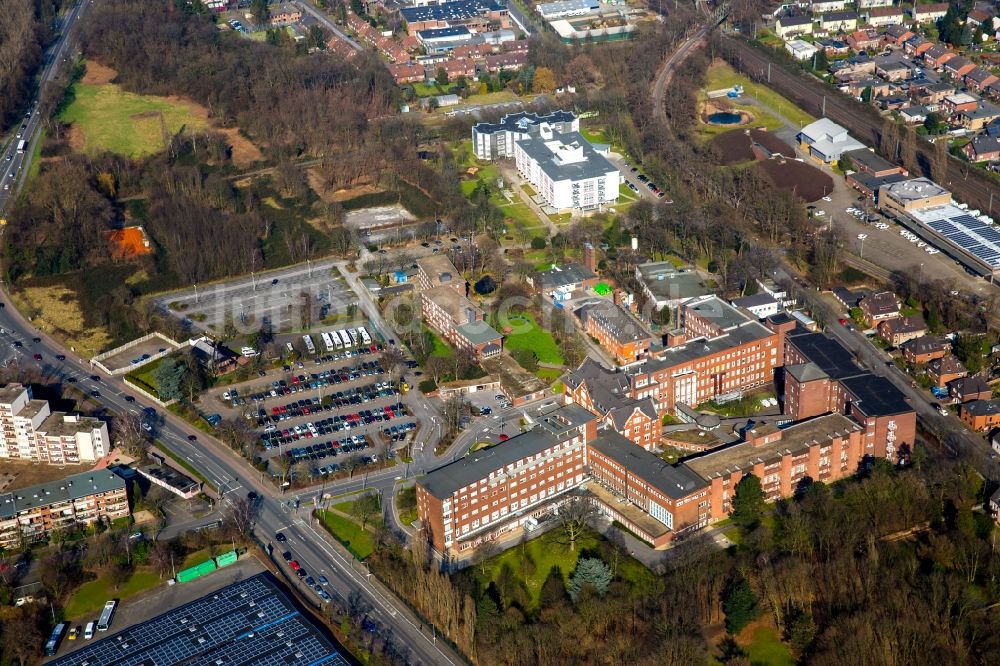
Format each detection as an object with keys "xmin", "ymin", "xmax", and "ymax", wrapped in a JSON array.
[
  {"xmin": 26, "ymin": 129, "xmax": 44, "ymax": 185},
  {"xmin": 743, "ymin": 625, "xmax": 795, "ymax": 666},
  {"xmin": 124, "ymin": 355, "xmax": 169, "ymax": 399},
  {"xmin": 500, "ymin": 314, "xmax": 564, "ymax": 365},
  {"xmin": 331, "ymin": 500, "xmax": 384, "ymax": 528},
  {"xmin": 475, "ymin": 528, "xmax": 656, "ymax": 609},
  {"xmin": 534, "ymin": 367, "xmax": 563, "ymax": 381},
  {"xmin": 703, "ymin": 61, "xmax": 814, "ymax": 130},
  {"xmin": 64, "ymin": 569, "xmax": 162, "ymax": 620},
  {"xmin": 427, "ymin": 326, "xmax": 452, "ymax": 358},
  {"xmin": 60, "ymin": 83, "xmax": 208, "ymax": 157},
  {"xmin": 317, "ymin": 510, "xmax": 376, "ymax": 560},
  {"xmin": 395, "ymin": 486, "xmax": 418, "ymax": 526}
]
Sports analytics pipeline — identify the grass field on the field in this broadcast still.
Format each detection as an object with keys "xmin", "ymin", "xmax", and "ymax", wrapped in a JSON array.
[
  {"xmin": 64, "ymin": 568, "xmax": 162, "ymax": 620},
  {"xmin": 317, "ymin": 510, "xmax": 376, "ymax": 560},
  {"xmin": 60, "ymin": 83, "xmax": 208, "ymax": 157},
  {"xmin": 16, "ymin": 282, "xmax": 113, "ymax": 357},
  {"xmin": 427, "ymin": 326, "xmax": 452, "ymax": 358},
  {"xmin": 125, "ymin": 355, "xmax": 168, "ymax": 399},
  {"xmin": 500, "ymin": 314, "xmax": 563, "ymax": 365},
  {"xmin": 26, "ymin": 129, "xmax": 44, "ymax": 184},
  {"xmin": 741, "ymin": 625, "xmax": 794, "ymax": 666},
  {"xmin": 475, "ymin": 528, "xmax": 656, "ymax": 609},
  {"xmin": 703, "ymin": 61, "xmax": 814, "ymax": 130}
]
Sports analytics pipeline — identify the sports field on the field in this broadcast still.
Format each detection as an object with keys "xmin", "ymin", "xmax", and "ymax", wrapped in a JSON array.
[{"xmin": 60, "ymin": 83, "xmax": 208, "ymax": 157}]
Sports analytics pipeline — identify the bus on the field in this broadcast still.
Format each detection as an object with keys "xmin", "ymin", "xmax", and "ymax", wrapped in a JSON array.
[
  {"xmin": 347, "ymin": 328, "xmax": 360, "ymax": 347},
  {"xmin": 359, "ymin": 327, "xmax": 372, "ymax": 346},
  {"xmin": 97, "ymin": 600, "xmax": 117, "ymax": 632},
  {"xmin": 44, "ymin": 622, "xmax": 67, "ymax": 656},
  {"xmin": 330, "ymin": 331, "xmax": 343, "ymax": 350},
  {"xmin": 16, "ymin": 139, "xmax": 26, "ymax": 153},
  {"xmin": 337, "ymin": 330, "xmax": 351, "ymax": 348},
  {"xmin": 302, "ymin": 335, "xmax": 316, "ymax": 355},
  {"xmin": 320, "ymin": 332, "xmax": 334, "ymax": 352}
]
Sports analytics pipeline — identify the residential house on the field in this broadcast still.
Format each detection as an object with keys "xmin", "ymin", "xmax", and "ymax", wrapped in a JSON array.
[
  {"xmin": 820, "ymin": 39, "xmax": 852, "ymax": 57},
  {"xmin": 877, "ymin": 314, "xmax": 927, "ymax": 347},
  {"xmin": 877, "ymin": 94, "xmax": 910, "ymax": 111},
  {"xmin": 484, "ymin": 51, "xmax": 528, "ymax": 72},
  {"xmin": 962, "ymin": 135, "xmax": 1000, "ymax": 162},
  {"xmin": 389, "ymin": 62, "xmax": 426, "ymax": 84},
  {"xmin": 943, "ymin": 56, "xmax": 976, "ymax": 80},
  {"xmin": 830, "ymin": 55, "xmax": 877, "ymax": 79},
  {"xmin": 899, "ymin": 105, "xmax": 930, "ymax": 123},
  {"xmin": 903, "ymin": 35, "xmax": 932, "ymax": 56},
  {"xmin": 846, "ymin": 77, "xmax": 891, "ymax": 99},
  {"xmin": 911, "ymin": 81, "xmax": 955, "ymax": 105},
  {"xmin": 882, "ymin": 23, "xmax": 914, "ymax": 44},
  {"xmin": 902, "ymin": 336, "xmax": 948, "ymax": 364},
  {"xmin": 911, "ymin": 2, "xmax": 949, "ymax": 23},
  {"xmin": 439, "ymin": 57, "xmax": 478, "ymax": 80},
  {"xmin": 810, "ymin": 0, "xmax": 851, "ymax": 12},
  {"xmin": 875, "ymin": 55, "xmax": 918, "ymax": 81},
  {"xmin": 858, "ymin": 291, "xmax": 900, "ymax": 326},
  {"xmin": 857, "ymin": 0, "xmax": 893, "ymax": 7},
  {"xmin": 575, "ymin": 300, "xmax": 653, "ymax": 365},
  {"xmin": 966, "ymin": 67, "xmax": 1000, "ymax": 94},
  {"xmin": 817, "ymin": 10, "xmax": 859, "ymax": 32},
  {"xmin": 959, "ymin": 399, "xmax": 1000, "ymax": 431},
  {"xmin": 948, "ymin": 375, "xmax": 992, "ymax": 403},
  {"xmin": 271, "ymin": 4, "xmax": 303, "ymax": 25},
  {"xmin": 924, "ymin": 45, "xmax": 958, "ymax": 70},
  {"xmin": 928, "ymin": 354, "xmax": 968, "ymax": 388},
  {"xmin": 991, "ymin": 487, "xmax": 1000, "ymax": 524},
  {"xmin": 960, "ymin": 102, "xmax": 1000, "ymax": 131},
  {"xmin": 846, "ymin": 29, "xmax": 880, "ymax": 52},
  {"xmin": 867, "ymin": 6, "xmax": 905, "ymax": 26},
  {"xmin": 966, "ymin": 8, "xmax": 995, "ymax": 29},
  {"xmin": 452, "ymin": 42, "xmax": 494, "ymax": 59},
  {"xmin": 776, "ymin": 15, "xmax": 815, "ymax": 38}
]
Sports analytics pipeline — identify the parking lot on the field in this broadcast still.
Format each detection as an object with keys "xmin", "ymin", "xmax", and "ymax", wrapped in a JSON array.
[
  {"xmin": 154, "ymin": 262, "xmax": 357, "ymax": 334},
  {"xmin": 96, "ymin": 335, "xmax": 183, "ymax": 374}
]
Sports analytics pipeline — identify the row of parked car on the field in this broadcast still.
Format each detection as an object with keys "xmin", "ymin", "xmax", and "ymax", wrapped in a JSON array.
[
  {"xmin": 283, "ymin": 435, "xmax": 370, "ymax": 462},
  {"xmin": 226, "ymin": 360, "xmax": 386, "ymax": 407},
  {"xmin": 623, "ymin": 162, "xmax": 668, "ymax": 199},
  {"xmin": 261, "ymin": 402, "xmax": 410, "ymax": 447},
  {"xmin": 282, "ymin": 553, "xmax": 332, "ymax": 603},
  {"xmin": 383, "ymin": 421, "xmax": 418, "ymax": 442}
]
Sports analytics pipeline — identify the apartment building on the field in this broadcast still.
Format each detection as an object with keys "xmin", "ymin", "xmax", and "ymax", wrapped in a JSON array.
[
  {"xmin": 587, "ymin": 430, "xmax": 710, "ymax": 547},
  {"xmin": 563, "ymin": 358, "xmax": 660, "ymax": 450},
  {"xmin": 512, "ymin": 124, "xmax": 620, "ymax": 211},
  {"xmin": 575, "ymin": 300, "xmax": 652, "ymax": 365},
  {"xmin": 0, "ymin": 470, "xmax": 129, "ymax": 548},
  {"xmin": 0, "ymin": 384, "xmax": 109, "ymax": 465},
  {"xmin": 421, "ymin": 286, "xmax": 503, "ymax": 359},
  {"xmin": 416, "ymin": 404, "xmax": 597, "ymax": 553},
  {"xmin": 472, "ymin": 110, "xmax": 578, "ymax": 160}
]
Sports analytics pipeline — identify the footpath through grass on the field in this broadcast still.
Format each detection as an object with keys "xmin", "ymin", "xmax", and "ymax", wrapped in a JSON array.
[{"xmin": 64, "ymin": 568, "xmax": 162, "ymax": 620}]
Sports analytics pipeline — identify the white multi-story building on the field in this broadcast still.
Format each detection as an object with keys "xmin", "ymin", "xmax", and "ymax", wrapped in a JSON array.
[
  {"xmin": 472, "ymin": 110, "xmax": 578, "ymax": 160},
  {"xmin": 0, "ymin": 384, "xmax": 109, "ymax": 465},
  {"xmin": 512, "ymin": 124, "xmax": 620, "ymax": 211}
]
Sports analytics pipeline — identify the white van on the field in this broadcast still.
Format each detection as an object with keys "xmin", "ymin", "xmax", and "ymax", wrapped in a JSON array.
[{"xmin": 84, "ymin": 622, "xmax": 95, "ymax": 640}]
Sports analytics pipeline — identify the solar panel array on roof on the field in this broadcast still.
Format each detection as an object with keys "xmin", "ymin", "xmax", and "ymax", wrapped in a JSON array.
[
  {"xmin": 912, "ymin": 204, "xmax": 1000, "ymax": 269},
  {"xmin": 49, "ymin": 574, "xmax": 350, "ymax": 666}
]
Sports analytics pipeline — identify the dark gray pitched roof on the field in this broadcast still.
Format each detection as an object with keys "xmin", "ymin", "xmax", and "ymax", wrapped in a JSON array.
[{"xmin": 590, "ymin": 430, "xmax": 708, "ymax": 500}]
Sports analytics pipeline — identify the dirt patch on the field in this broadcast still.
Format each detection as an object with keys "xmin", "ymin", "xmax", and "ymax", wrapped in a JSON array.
[
  {"xmin": 130, "ymin": 110, "xmax": 162, "ymax": 120},
  {"xmin": 67, "ymin": 124, "xmax": 86, "ymax": 152},
  {"xmin": 710, "ymin": 128, "xmax": 795, "ymax": 165},
  {"xmin": 81, "ymin": 59, "xmax": 118, "ymax": 85},
  {"xmin": 218, "ymin": 127, "xmax": 263, "ymax": 167},
  {"xmin": 1, "ymin": 460, "xmax": 94, "ymax": 492},
  {"xmin": 306, "ymin": 169, "xmax": 381, "ymax": 204},
  {"xmin": 756, "ymin": 158, "xmax": 834, "ymax": 202}
]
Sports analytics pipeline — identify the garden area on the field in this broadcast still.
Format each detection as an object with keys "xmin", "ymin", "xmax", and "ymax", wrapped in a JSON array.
[
  {"xmin": 316, "ymin": 493, "xmax": 384, "ymax": 560},
  {"xmin": 464, "ymin": 526, "xmax": 656, "ymax": 610},
  {"xmin": 64, "ymin": 568, "xmax": 161, "ymax": 619},
  {"xmin": 499, "ymin": 313, "xmax": 564, "ymax": 366}
]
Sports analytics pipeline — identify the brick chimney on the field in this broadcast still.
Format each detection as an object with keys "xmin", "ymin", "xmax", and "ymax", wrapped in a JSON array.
[{"xmin": 583, "ymin": 243, "xmax": 596, "ymax": 272}]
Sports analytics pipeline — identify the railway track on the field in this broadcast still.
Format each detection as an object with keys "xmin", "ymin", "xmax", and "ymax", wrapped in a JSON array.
[{"xmin": 721, "ymin": 36, "xmax": 999, "ymax": 215}]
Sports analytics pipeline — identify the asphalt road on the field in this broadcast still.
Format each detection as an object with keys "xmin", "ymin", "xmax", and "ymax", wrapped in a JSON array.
[{"xmin": 296, "ymin": 0, "xmax": 363, "ymax": 51}]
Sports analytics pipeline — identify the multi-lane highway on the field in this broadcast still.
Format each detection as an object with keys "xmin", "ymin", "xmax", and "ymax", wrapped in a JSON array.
[{"xmin": 0, "ymin": 0, "xmax": 86, "ymax": 211}]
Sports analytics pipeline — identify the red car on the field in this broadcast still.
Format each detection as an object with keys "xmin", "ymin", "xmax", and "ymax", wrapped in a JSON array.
[
  {"xmin": 32, "ymin": 354, "xmax": 42, "ymax": 361},
  {"xmin": 838, "ymin": 318, "xmax": 847, "ymax": 325},
  {"xmin": 499, "ymin": 434, "xmax": 509, "ymax": 442},
  {"xmin": 289, "ymin": 560, "xmax": 301, "ymax": 570}
]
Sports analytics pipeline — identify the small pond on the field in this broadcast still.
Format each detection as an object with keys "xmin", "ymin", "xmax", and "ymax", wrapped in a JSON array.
[{"xmin": 707, "ymin": 111, "xmax": 744, "ymax": 125}]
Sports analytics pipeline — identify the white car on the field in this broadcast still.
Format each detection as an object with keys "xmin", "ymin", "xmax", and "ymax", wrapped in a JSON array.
[
  {"xmin": 815, "ymin": 210, "xmax": 826, "ymax": 217},
  {"xmin": 927, "ymin": 248, "xmax": 940, "ymax": 254},
  {"xmin": 857, "ymin": 233, "xmax": 868, "ymax": 240},
  {"xmin": 822, "ymin": 196, "xmax": 832, "ymax": 202}
]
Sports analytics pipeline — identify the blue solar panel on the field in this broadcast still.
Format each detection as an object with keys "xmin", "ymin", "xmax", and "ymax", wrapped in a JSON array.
[
  {"xmin": 928, "ymin": 220, "xmax": 954, "ymax": 233},
  {"xmin": 950, "ymin": 233, "xmax": 975, "ymax": 246}
]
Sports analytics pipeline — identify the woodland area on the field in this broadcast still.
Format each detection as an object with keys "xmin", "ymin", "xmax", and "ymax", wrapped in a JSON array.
[{"xmin": 0, "ymin": 0, "xmax": 66, "ymax": 129}]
